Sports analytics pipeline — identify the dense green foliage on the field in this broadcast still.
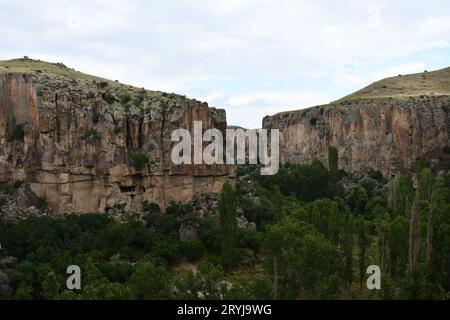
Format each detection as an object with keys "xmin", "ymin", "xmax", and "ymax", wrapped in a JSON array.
[
  {"xmin": 1, "ymin": 158, "xmax": 449, "ymax": 300},
  {"xmin": 132, "ymin": 153, "xmax": 149, "ymax": 171}
]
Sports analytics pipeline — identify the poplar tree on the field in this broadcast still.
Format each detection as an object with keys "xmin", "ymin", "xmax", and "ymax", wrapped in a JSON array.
[
  {"xmin": 342, "ymin": 213, "xmax": 354, "ymax": 293},
  {"xmin": 358, "ymin": 219, "xmax": 367, "ymax": 290},
  {"xmin": 328, "ymin": 146, "xmax": 339, "ymax": 195},
  {"xmin": 219, "ymin": 181, "xmax": 238, "ymax": 272}
]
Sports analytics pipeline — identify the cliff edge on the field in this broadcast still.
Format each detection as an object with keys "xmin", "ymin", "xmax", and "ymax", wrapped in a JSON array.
[
  {"xmin": 0, "ymin": 58, "xmax": 232, "ymax": 216},
  {"xmin": 263, "ymin": 67, "xmax": 450, "ymax": 177}
]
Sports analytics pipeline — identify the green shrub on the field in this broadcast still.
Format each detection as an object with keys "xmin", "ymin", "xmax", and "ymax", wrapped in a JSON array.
[
  {"xmin": 104, "ymin": 91, "xmax": 115, "ymax": 105},
  {"xmin": 199, "ymin": 218, "xmax": 221, "ymax": 254},
  {"xmin": 415, "ymin": 157, "xmax": 430, "ymax": 171},
  {"xmin": 143, "ymin": 201, "xmax": 161, "ymax": 214},
  {"xmin": 92, "ymin": 112, "xmax": 101, "ymax": 124},
  {"xmin": 443, "ymin": 145, "xmax": 450, "ymax": 155},
  {"xmin": 310, "ymin": 117, "xmax": 319, "ymax": 126},
  {"xmin": 182, "ymin": 240, "xmax": 205, "ymax": 262},
  {"xmin": 145, "ymin": 211, "xmax": 180, "ymax": 237},
  {"xmin": 0, "ymin": 181, "xmax": 23, "ymax": 195},
  {"xmin": 12, "ymin": 124, "xmax": 25, "ymax": 141},
  {"xmin": 37, "ymin": 196, "xmax": 48, "ymax": 210},
  {"xmin": 237, "ymin": 229, "xmax": 262, "ymax": 252},
  {"xmin": 113, "ymin": 202, "xmax": 126, "ymax": 211},
  {"xmin": 114, "ymin": 126, "xmax": 123, "ymax": 135},
  {"xmin": 120, "ymin": 93, "xmax": 132, "ymax": 106},
  {"xmin": 132, "ymin": 153, "xmax": 149, "ymax": 171},
  {"xmin": 87, "ymin": 91, "xmax": 96, "ymax": 99}
]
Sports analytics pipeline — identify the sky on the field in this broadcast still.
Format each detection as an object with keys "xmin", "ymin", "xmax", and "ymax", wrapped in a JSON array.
[{"xmin": 1, "ymin": 0, "xmax": 450, "ymax": 128}]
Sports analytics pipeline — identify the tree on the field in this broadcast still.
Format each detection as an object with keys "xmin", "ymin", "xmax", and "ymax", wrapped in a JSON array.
[
  {"xmin": 264, "ymin": 218, "xmax": 342, "ymax": 299},
  {"xmin": 219, "ymin": 181, "xmax": 238, "ymax": 272},
  {"xmin": 80, "ymin": 283, "xmax": 133, "ymax": 300},
  {"xmin": 173, "ymin": 270, "xmax": 199, "ymax": 300},
  {"xmin": 387, "ymin": 216, "xmax": 409, "ymax": 278},
  {"xmin": 345, "ymin": 184, "xmax": 369, "ymax": 215},
  {"xmin": 255, "ymin": 161, "xmax": 333, "ymax": 202},
  {"xmin": 408, "ymin": 189, "xmax": 421, "ymax": 276},
  {"xmin": 358, "ymin": 176, "xmax": 378, "ymax": 199},
  {"xmin": 130, "ymin": 261, "xmax": 171, "ymax": 299},
  {"xmin": 388, "ymin": 174, "xmax": 414, "ymax": 217},
  {"xmin": 328, "ymin": 146, "xmax": 339, "ymax": 174},
  {"xmin": 182, "ymin": 240, "xmax": 205, "ymax": 262},
  {"xmin": 195, "ymin": 262, "xmax": 228, "ymax": 300},
  {"xmin": 357, "ymin": 219, "xmax": 367, "ymax": 290},
  {"xmin": 341, "ymin": 213, "xmax": 354, "ymax": 293},
  {"xmin": 328, "ymin": 146, "xmax": 339, "ymax": 194},
  {"xmin": 427, "ymin": 177, "xmax": 450, "ymax": 293},
  {"xmin": 39, "ymin": 266, "xmax": 60, "ymax": 300}
]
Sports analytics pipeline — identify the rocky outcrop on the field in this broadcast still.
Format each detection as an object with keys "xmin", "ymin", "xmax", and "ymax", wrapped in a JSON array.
[
  {"xmin": 263, "ymin": 96, "xmax": 450, "ymax": 177},
  {"xmin": 0, "ymin": 71, "xmax": 233, "ymax": 215}
]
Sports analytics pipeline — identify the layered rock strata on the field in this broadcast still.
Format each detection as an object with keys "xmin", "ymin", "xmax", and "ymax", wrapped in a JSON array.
[{"xmin": 0, "ymin": 71, "xmax": 232, "ymax": 214}]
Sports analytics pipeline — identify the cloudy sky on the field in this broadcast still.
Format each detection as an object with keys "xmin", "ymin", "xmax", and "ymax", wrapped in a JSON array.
[{"xmin": 1, "ymin": 0, "xmax": 450, "ymax": 128}]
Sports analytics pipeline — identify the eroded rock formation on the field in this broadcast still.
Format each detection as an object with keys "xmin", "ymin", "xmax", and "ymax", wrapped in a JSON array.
[
  {"xmin": 263, "ymin": 96, "xmax": 450, "ymax": 177},
  {"xmin": 0, "ymin": 71, "xmax": 232, "ymax": 215}
]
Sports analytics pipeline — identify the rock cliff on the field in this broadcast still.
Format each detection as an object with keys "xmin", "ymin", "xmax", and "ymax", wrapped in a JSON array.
[
  {"xmin": 263, "ymin": 68, "xmax": 450, "ymax": 177},
  {"xmin": 0, "ymin": 58, "xmax": 232, "ymax": 215}
]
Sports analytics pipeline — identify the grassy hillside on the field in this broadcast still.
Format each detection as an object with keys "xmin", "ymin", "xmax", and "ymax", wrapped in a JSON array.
[
  {"xmin": 0, "ymin": 57, "xmax": 183, "ymax": 100},
  {"xmin": 269, "ymin": 66, "xmax": 450, "ymax": 118},
  {"xmin": 335, "ymin": 66, "xmax": 450, "ymax": 103},
  {"xmin": 0, "ymin": 57, "xmax": 111, "ymax": 82}
]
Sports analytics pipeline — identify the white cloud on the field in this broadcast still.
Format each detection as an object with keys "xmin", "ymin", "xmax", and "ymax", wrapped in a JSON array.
[
  {"xmin": 228, "ymin": 91, "xmax": 331, "ymax": 108},
  {"xmin": 226, "ymin": 91, "xmax": 333, "ymax": 128},
  {"xmin": 366, "ymin": 5, "xmax": 382, "ymax": 29},
  {"xmin": 0, "ymin": 0, "xmax": 449, "ymax": 128},
  {"xmin": 420, "ymin": 16, "xmax": 450, "ymax": 35},
  {"xmin": 332, "ymin": 62, "xmax": 427, "ymax": 89}
]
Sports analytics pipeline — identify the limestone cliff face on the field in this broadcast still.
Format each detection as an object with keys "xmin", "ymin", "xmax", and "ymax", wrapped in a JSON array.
[
  {"xmin": 263, "ymin": 96, "xmax": 450, "ymax": 177},
  {"xmin": 0, "ymin": 72, "xmax": 232, "ymax": 214}
]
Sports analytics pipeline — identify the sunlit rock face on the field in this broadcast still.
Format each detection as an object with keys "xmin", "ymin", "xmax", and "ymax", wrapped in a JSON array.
[
  {"xmin": 263, "ymin": 96, "xmax": 450, "ymax": 177},
  {"xmin": 0, "ymin": 72, "xmax": 232, "ymax": 214}
]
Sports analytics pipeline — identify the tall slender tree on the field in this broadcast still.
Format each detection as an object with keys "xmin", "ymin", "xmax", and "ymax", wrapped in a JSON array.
[
  {"xmin": 328, "ymin": 146, "xmax": 339, "ymax": 195},
  {"xmin": 358, "ymin": 219, "xmax": 367, "ymax": 290},
  {"xmin": 219, "ymin": 181, "xmax": 238, "ymax": 272},
  {"xmin": 408, "ymin": 187, "xmax": 421, "ymax": 276},
  {"xmin": 342, "ymin": 213, "xmax": 354, "ymax": 293}
]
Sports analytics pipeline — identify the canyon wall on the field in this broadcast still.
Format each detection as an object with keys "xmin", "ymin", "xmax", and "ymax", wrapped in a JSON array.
[
  {"xmin": 0, "ymin": 72, "xmax": 232, "ymax": 215},
  {"xmin": 263, "ymin": 96, "xmax": 450, "ymax": 177}
]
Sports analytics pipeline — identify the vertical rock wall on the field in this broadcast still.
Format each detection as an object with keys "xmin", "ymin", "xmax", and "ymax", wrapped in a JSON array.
[
  {"xmin": 0, "ymin": 73, "xmax": 232, "ymax": 214},
  {"xmin": 263, "ymin": 96, "xmax": 450, "ymax": 177}
]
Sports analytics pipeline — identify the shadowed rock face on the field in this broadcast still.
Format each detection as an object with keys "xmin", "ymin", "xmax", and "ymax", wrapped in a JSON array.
[
  {"xmin": 263, "ymin": 96, "xmax": 450, "ymax": 177},
  {"xmin": 0, "ymin": 72, "xmax": 232, "ymax": 214}
]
